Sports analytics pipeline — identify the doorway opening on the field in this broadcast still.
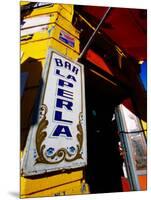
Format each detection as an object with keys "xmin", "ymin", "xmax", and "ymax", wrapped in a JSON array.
[{"xmin": 84, "ymin": 66, "xmax": 129, "ymax": 193}]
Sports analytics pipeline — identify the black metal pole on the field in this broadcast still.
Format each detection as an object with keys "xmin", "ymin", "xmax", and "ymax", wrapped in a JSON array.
[{"xmin": 77, "ymin": 7, "xmax": 112, "ymax": 61}]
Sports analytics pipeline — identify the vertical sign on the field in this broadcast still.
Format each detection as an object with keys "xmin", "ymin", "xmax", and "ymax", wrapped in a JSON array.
[{"xmin": 22, "ymin": 49, "xmax": 87, "ymax": 176}]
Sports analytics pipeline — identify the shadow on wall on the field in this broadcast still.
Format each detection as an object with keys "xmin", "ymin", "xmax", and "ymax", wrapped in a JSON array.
[{"xmin": 21, "ymin": 57, "xmax": 43, "ymax": 151}]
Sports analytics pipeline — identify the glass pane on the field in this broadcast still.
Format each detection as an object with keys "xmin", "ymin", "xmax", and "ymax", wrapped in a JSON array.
[{"xmin": 129, "ymin": 133, "xmax": 147, "ymax": 171}]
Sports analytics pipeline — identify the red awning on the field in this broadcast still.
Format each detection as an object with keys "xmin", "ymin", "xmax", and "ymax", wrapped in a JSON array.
[
  {"xmin": 86, "ymin": 49, "xmax": 113, "ymax": 75},
  {"xmin": 79, "ymin": 6, "xmax": 147, "ymax": 61}
]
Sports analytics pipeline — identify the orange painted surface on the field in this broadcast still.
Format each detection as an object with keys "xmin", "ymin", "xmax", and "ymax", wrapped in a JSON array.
[
  {"xmin": 138, "ymin": 175, "xmax": 147, "ymax": 190},
  {"xmin": 86, "ymin": 49, "xmax": 113, "ymax": 75}
]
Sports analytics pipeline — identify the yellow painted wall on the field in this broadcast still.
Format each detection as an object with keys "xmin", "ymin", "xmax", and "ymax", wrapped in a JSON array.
[
  {"xmin": 21, "ymin": 3, "xmax": 89, "ymax": 198},
  {"xmin": 141, "ymin": 120, "xmax": 147, "ymax": 136},
  {"xmin": 22, "ymin": 3, "xmax": 73, "ymax": 22},
  {"xmin": 20, "ymin": 1, "xmax": 30, "ymax": 6}
]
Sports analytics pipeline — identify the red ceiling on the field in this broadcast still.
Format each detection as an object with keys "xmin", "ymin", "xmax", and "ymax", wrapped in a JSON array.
[{"xmin": 81, "ymin": 6, "xmax": 147, "ymax": 60}]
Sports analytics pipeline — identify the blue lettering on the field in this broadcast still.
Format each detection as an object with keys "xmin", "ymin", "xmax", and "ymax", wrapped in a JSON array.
[
  {"xmin": 55, "ymin": 58, "xmax": 79, "ymax": 75},
  {"xmin": 57, "ymin": 88, "xmax": 73, "ymax": 100},
  {"xmin": 72, "ymin": 66, "xmax": 79, "ymax": 75},
  {"xmin": 54, "ymin": 111, "xmax": 73, "ymax": 123},
  {"xmin": 65, "ymin": 61, "xmax": 71, "ymax": 70},
  {"xmin": 52, "ymin": 125, "xmax": 72, "ymax": 137},
  {"xmin": 67, "ymin": 75, "xmax": 77, "ymax": 82},
  {"xmin": 56, "ymin": 98, "xmax": 73, "ymax": 111},
  {"xmin": 55, "ymin": 69, "xmax": 65, "ymax": 77},
  {"xmin": 58, "ymin": 79, "xmax": 73, "ymax": 88},
  {"xmin": 55, "ymin": 58, "xmax": 63, "ymax": 67}
]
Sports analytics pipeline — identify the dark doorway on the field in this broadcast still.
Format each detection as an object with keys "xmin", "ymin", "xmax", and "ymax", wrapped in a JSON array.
[{"xmin": 85, "ymin": 67, "xmax": 127, "ymax": 193}]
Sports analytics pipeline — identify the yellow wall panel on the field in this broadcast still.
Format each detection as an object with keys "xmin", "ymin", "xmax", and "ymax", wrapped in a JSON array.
[
  {"xmin": 67, "ymin": 48, "xmax": 79, "ymax": 60},
  {"xmin": 49, "ymin": 37, "xmax": 79, "ymax": 58},
  {"xmin": 21, "ymin": 23, "xmax": 79, "ymax": 60},
  {"xmin": 55, "ymin": 14, "xmax": 79, "ymax": 38},
  {"xmin": 21, "ymin": 170, "xmax": 83, "ymax": 196},
  {"xmin": 20, "ymin": 1, "xmax": 30, "ymax": 6},
  {"xmin": 141, "ymin": 120, "xmax": 147, "ymax": 136},
  {"xmin": 24, "ymin": 4, "xmax": 73, "ymax": 22},
  {"xmin": 20, "ymin": 4, "xmax": 84, "ymax": 198},
  {"xmin": 61, "ymin": 4, "xmax": 73, "ymax": 14},
  {"xmin": 21, "ymin": 51, "xmax": 28, "ymax": 64},
  {"xmin": 24, "ymin": 4, "xmax": 61, "ymax": 19},
  {"xmin": 21, "ymin": 39, "xmax": 50, "ymax": 60},
  {"xmin": 21, "ymin": 179, "xmax": 89, "ymax": 198},
  {"xmin": 21, "ymin": 38, "xmax": 79, "ymax": 61},
  {"xmin": 60, "ymin": 7, "xmax": 73, "ymax": 22}
]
